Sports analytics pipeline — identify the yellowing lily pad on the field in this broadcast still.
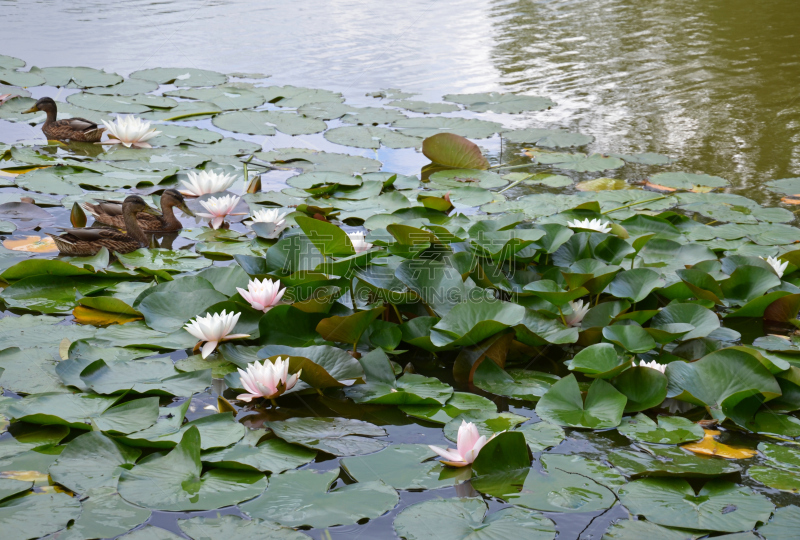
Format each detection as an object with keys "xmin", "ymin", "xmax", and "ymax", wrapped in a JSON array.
[{"xmin": 681, "ymin": 429, "xmax": 757, "ymax": 459}]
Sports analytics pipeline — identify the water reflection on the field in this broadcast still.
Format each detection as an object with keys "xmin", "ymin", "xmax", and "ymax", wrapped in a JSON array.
[{"xmin": 2, "ymin": 0, "xmax": 799, "ymax": 189}]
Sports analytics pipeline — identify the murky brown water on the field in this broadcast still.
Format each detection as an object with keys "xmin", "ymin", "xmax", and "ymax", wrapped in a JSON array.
[{"xmin": 3, "ymin": 0, "xmax": 800, "ymax": 191}]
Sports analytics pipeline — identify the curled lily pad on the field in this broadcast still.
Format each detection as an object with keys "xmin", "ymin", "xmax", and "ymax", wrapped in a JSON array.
[
  {"xmin": 535, "ymin": 375, "xmax": 627, "ymax": 429},
  {"xmin": 617, "ymin": 414, "xmax": 704, "ymax": 445}
]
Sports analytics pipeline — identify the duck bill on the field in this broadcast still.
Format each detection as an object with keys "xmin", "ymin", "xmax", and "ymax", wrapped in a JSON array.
[
  {"xmin": 178, "ymin": 201, "xmax": 195, "ymax": 217},
  {"xmin": 142, "ymin": 206, "xmax": 162, "ymax": 217},
  {"xmin": 21, "ymin": 106, "xmax": 39, "ymax": 114}
]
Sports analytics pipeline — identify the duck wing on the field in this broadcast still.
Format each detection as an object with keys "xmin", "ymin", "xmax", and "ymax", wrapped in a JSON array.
[
  {"xmin": 57, "ymin": 227, "xmax": 130, "ymax": 242},
  {"xmin": 56, "ymin": 117, "xmax": 103, "ymax": 134}
]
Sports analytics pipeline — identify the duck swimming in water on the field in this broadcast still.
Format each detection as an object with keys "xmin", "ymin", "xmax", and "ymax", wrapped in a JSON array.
[
  {"xmin": 23, "ymin": 97, "xmax": 105, "ymax": 142},
  {"xmin": 82, "ymin": 189, "xmax": 194, "ymax": 232}
]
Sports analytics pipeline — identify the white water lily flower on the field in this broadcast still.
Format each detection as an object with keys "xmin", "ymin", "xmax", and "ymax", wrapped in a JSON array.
[
  {"xmin": 761, "ymin": 256, "xmax": 788, "ymax": 278},
  {"xmin": 236, "ymin": 357, "xmax": 301, "ymax": 402},
  {"xmin": 565, "ymin": 299, "xmax": 590, "ymax": 327},
  {"xmin": 246, "ymin": 208, "xmax": 288, "ymax": 228},
  {"xmin": 348, "ymin": 231, "xmax": 373, "ymax": 254},
  {"xmin": 638, "ymin": 359, "xmax": 667, "ymax": 373},
  {"xmin": 428, "ymin": 420, "xmax": 492, "ymax": 467},
  {"xmin": 237, "ymin": 278, "xmax": 286, "ymax": 313},
  {"xmin": 196, "ymin": 194, "xmax": 243, "ymax": 229},
  {"xmin": 180, "ymin": 170, "xmax": 238, "ymax": 197},
  {"xmin": 184, "ymin": 310, "xmax": 250, "ymax": 358},
  {"xmin": 566, "ymin": 218, "xmax": 612, "ymax": 234},
  {"xmin": 100, "ymin": 115, "xmax": 161, "ymax": 148}
]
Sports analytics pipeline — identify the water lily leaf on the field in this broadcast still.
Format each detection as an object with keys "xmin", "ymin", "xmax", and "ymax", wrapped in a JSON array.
[
  {"xmin": 431, "ymin": 169, "xmax": 506, "ymax": 190},
  {"xmin": 201, "ymin": 430, "xmax": 315, "ymax": 473},
  {"xmin": 123, "ymin": 411, "xmax": 244, "ymax": 451},
  {"xmin": 422, "ymin": 133, "xmax": 490, "ymax": 170},
  {"xmin": 74, "ymin": 296, "xmax": 144, "ymax": 326},
  {"xmin": 756, "ymin": 504, "xmax": 800, "ymax": 539},
  {"xmin": 575, "ymin": 178, "xmax": 631, "ymax": 191},
  {"xmin": 399, "ymin": 392, "xmax": 496, "ymax": 425},
  {"xmin": 387, "ymin": 99, "xmax": 460, "ymax": 113},
  {"xmin": 31, "ymin": 66, "xmax": 122, "ymax": 88},
  {"xmin": 119, "ymin": 427, "xmax": 266, "ymax": 511},
  {"xmin": 240, "ymin": 469, "xmax": 398, "ymax": 528},
  {"xmin": 0, "ymin": 314, "xmax": 96, "ymax": 354},
  {"xmin": 601, "ymin": 519, "xmax": 703, "ymax": 539},
  {"xmin": 0, "ymin": 424, "xmax": 68, "ymax": 460},
  {"xmin": 255, "ymin": 147, "xmax": 381, "ymax": 174},
  {"xmin": 15, "ymin": 167, "xmax": 84, "ymax": 195},
  {"xmin": 516, "ymin": 422, "xmax": 566, "ymax": 452},
  {"xmin": 472, "ymin": 359, "xmax": 559, "ymax": 400},
  {"xmin": 119, "ymin": 526, "xmax": 184, "ymax": 540},
  {"xmin": 7, "ymin": 392, "xmax": 118, "ymax": 429},
  {"xmin": 258, "ymin": 306, "xmax": 327, "ymax": 347},
  {"xmin": 602, "ymin": 324, "xmax": 656, "ymax": 353},
  {"xmin": 682, "ymin": 429, "xmax": 757, "ymax": 459},
  {"xmin": 85, "ymin": 78, "xmax": 159, "ymax": 95},
  {"xmin": 666, "ymin": 348, "xmax": 781, "ymax": 425},
  {"xmin": 341, "ymin": 444, "xmax": 462, "ymax": 490},
  {"xmin": 268, "ymin": 417, "xmax": 387, "ymax": 456},
  {"xmin": 618, "ymin": 414, "xmax": 704, "ymax": 444},
  {"xmin": 48, "ymin": 431, "xmax": 140, "ymax": 493},
  {"xmin": 213, "ymin": 110, "xmax": 326, "ymax": 135},
  {"xmin": 443, "ymin": 411, "xmax": 527, "ymax": 442},
  {"xmin": 0, "ymin": 347, "xmax": 66, "ymax": 395},
  {"xmin": 392, "ymin": 117, "xmax": 504, "ymax": 139},
  {"xmin": 116, "ymin": 248, "xmax": 212, "ymax": 275},
  {"xmin": 91, "ymin": 321, "xmax": 197, "ymax": 350},
  {"xmin": 443, "ymin": 92, "xmax": 555, "ymax": 113},
  {"xmin": 618, "ymin": 478, "xmax": 773, "ymax": 533},
  {"xmin": 0, "ymin": 55, "xmax": 25, "ymax": 69},
  {"xmin": 79, "ymin": 358, "xmax": 211, "ymax": 396},
  {"xmin": 470, "ymin": 431, "xmax": 531, "ymax": 476},
  {"xmin": 341, "ymin": 107, "xmax": 409, "ymax": 125},
  {"xmin": 0, "ymin": 478, "xmax": 31, "ymax": 502},
  {"xmin": 649, "ymin": 172, "xmax": 728, "ymax": 191},
  {"xmin": 431, "ymin": 298, "xmax": 526, "ymax": 348},
  {"xmin": 608, "ymin": 444, "xmax": 741, "ymax": 478},
  {"xmin": 250, "ymin": 85, "xmax": 343, "ymax": 107},
  {"xmin": 256, "ymin": 344, "xmax": 363, "ymax": 391},
  {"xmin": 1, "ymin": 275, "xmax": 119, "ymax": 314},
  {"xmin": 720, "ymin": 265, "xmax": 782, "ymax": 306},
  {"xmin": 535, "ymin": 375, "xmax": 627, "ymax": 429},
  {"xmin": 137, "ymin": 287, "xmax": 227, "ymax": 333},
  {"xmin": 651, "ymin": 304, "xmax": 719, "ymax": 340},
  {"xmin": 613, "ymin": 365, "xmax": 668, "ymax": 412},
  {"xmin": 92, "ymin": 396, "xmax": 160, "ymax": 434},
  {"xmin": 66, "ymin": 92, "xmax": 176, "ymax": 113},
  {"xmin": 138, "ymin": 100, "xmax": 222, "ymax": 121},
  {"xmin": 529, "ymin": 151, "xmax": 624, "ymax": 172},
  {"xmin": 608, "ymin": 268, "xmax": 664, "ymax": 302},
  {"xmin": 178, "ymin": 515, "xmax": 311, "ymax": 540},
  {"xmin": 504, "ymin": 128, "xmax": 593, "ymax": 147},
  {"xmin": 393, "ymin": 497, "xmax": 556, "ymax": 540},
  {"xmin": 130, "ymin": 67, "xmax": 227, "ymax": 87},
  {"xmin": 745, "ymin": 410, "xmax": 800, "ymax": 438},
  {"xmin": 472, "ymin": 466, "xmax": 616, "ymax": 513},
  {"xmin": 0, "ymin": 68, "xmax": 46, "ymax": 87},
  {"xmin": 0, "ymin": 493, "xmax": 81, "ymax": 540},
  {"xmin": 164, "ymin": 86, "xmax": 266, "ymax": 110},
  {"xmin": 324, "ymin": 125, "xmax": 421, "ymax": 149},
  {"xmin": 59, "ymin": 486, "xmax": 152, "ymax": 539},
  {"xmin": 567, "ymin": 343, "xmax": 630, "ymax": 378}
]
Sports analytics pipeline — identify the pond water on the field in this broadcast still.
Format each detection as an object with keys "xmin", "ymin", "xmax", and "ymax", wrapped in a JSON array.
[
  {"xmin": 3, "ymin": 0, "xmax": 800, "ymax": 192},
  {"xmin": 1, "ymin": 1, "xmax": 800, "ymax": 540}
]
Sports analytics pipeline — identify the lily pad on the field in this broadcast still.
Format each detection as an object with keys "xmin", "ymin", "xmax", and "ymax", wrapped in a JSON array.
[
  {"xmin": 130, "ymin": 67, "xmax": 227, "ymax": 87},
  {"xmin": 393, "ymin": 497, "xmax": 556, "ymax": 540},
  {"xmin": 48, "ymin": 431, "xmax": 141, "ymax": 493},
  {"xmin": 0, "ymin": 493, "xmax": 81, "ymax": 540},
  {"xmin": 535, "ymin": 375, "xmax": 627, "ymax": 429},
  {"xmin": 240, "ymin": 469, "xmax": 398, "ymax": 528},
  {"xmin": 213, "ymin": 110, "xmax": 326, "ymax": 136},
  {"xmin": 178, "ymin": 515, "xmax": 310, "ymax": 540},
  {"xmin": 617, "ymin": 414, "xmax": 705, "ymax": 445},
  {"xmin": 341, "ymin": 444, "xmax": 462, "ymax": 490},
  {"xmin": 443, "ymin": 92, "xmax": 556, "ymax": 113},
  {"xmin": 268, "ymin": 417, "xmax": 387, "ymax": 456}
]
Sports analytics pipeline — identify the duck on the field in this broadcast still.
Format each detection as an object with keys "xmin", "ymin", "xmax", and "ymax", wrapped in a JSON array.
[
  {"xmin": 81, "ymin": 189, "xmax": 195, "ymax": 232},
  {"xmin": 22, "ymin": 97, "xmax": 105, "ymax": 142},
  {"xmin": 47, "ymin": 195, "xmax": 161, "ymax": 256}
]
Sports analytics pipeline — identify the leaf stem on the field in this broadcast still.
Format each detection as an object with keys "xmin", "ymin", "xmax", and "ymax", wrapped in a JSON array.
[
  {"xmin": 497, "ymin": 173, "xmax": 535, "ymax": 194},
  {"xmin": 602, "ymin": 195, "xmax": 667, "ymax": 215}
]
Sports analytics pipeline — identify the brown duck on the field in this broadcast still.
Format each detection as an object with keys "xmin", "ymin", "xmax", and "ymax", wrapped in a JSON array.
[
  {"xmin": 23, "ymin": 97, "xmax": 105, "ymax": 142},
  {"xmin": 82, "ymin": 189, "xmax": 195, "ymax": 232},
  {"xmin": 47, "ymin": 195, "xmax": 161, "ymax": 256}
]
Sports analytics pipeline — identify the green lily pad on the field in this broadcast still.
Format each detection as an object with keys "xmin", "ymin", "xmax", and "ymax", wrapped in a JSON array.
[
  {"xmin": 392, "ymin": 117, "xmax": 504, "ymax": 139},
  {"xmin": 164, "ymin": 86, "xmax": 266, "ymax": 110},
  {"xmin": 48, "ymin": 431, "xmax": 141, "ymax": 493},
  {"xmin": 536, "ymin": 375, "xmax": 627, "ymax": 429},
  {"xmin": 59, "ymin": 486, "xmax": 151, "ymax": 539},
  {"xmin": 516, "ymin": 422, "xmax": 566, "ymax": 452},
  {"xmin": 757, "ymin": 505, "xmax": 800, "ymax": 539},
  {"xmin": 268, "ymin": 417, "xmax": 387, "ymax": 456},
  {"xmin": 529, "ymin": 151, "xmax": 625, "ymax": 172},
  {"xmin": 31, "ymin": 66, "xmax": 122, "ymax": 88},
  {"xmin": 393, "ymin": 497, "xmax": 556, "ymax": 540},
  {"xmin": 608, "ymin": 445, "xmax": 742, "ymax": 477},
  {"xmin": 118, "ymin": 427, "xmax": 266, "ymax": 511},
  {"xmin": 325, "ymin": 126, "xmax": 422, "ymax": 149},
  {"xmin": 241, "ymin": 469, "xmax": 398, "ymax": 528},
  {"xmin": 213, "ymin": 110, "xmax": 326, "ymax": 136},
  {"xmin": 341, "ymin": 444, "xmax": 462, "ymax": 490},
  {"xmin": 130, "ymin": 67, "xmax": 227, "ymax": 87},
  {"xmin": 178, "ymin": 515, "xmax": 310, "ymax": 540},
  {"xmin": 618, "ymin": 478, "xmax": 773, "ymax": 533},
  {"xmin": 201, "ymin": 429, "xmax": 315, "ymax": 473},
  {"xmin": 387, "ymin": 99, "xmax": 460, "ymax": 114},
  {"xmin": 0, "ymin": 493, "xmax": 81, "ymax": 540},
  {"xmin": 443, "ymin": 92, "xmax": 555, "ymax": 113},
  {"xmin": 399, "ymin": 392, "xmax": 496, "ymax": 425},
  {"xmin": 0, "ymin": 347, "xmax": 66, "ymax": 395},
  {"xmin": 617, "ymin": 414, "xmax": 705, "ymax": 444},
  {"xmin": 504, "ymin": 128, "xmax": 593, "ymax": 147},
  {"xmin": 443, "ymin": 411, "xmax": 528, "ymax": 442},
  {"xmin": 472, "ymin": 359, "xmax": 560, "ymax": 401},
  {"xmin": 649, "ymin": 172, "xmax": 729, "ymax": 191}
]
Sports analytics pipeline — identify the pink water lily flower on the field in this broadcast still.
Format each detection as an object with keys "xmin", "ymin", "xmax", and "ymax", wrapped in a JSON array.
[
  {"xmin": 196, "ymin": 194, "xmax": 244, "ymax": 229},
  {"xmin": 428, "ymin": 420, "xmax": 492, "ymax": 467},
  {"xmin": 184, "ymin": 310, "xmax": 251, "ymax": 358},
  {"xmin": 100, "ymin": 115, "xmax": 161, "ymax": 148},
  {"xmin": 236, "ymin": 357, "xmax": 301, "ymax": 402},
  {"xmin": 347, "ymin": 231, "xmax": 373, "ymax": 254},
  {"xmin": 237, "ymin": 278, "xmax": 286, "ymax": 312}
]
